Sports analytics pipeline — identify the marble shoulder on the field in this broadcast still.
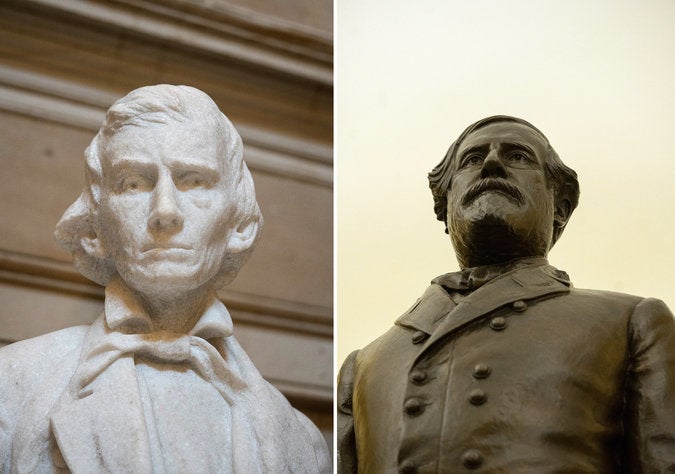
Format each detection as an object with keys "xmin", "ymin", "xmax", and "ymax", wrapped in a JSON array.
[{"xmin": 0, "ymin": 325, "xmax": 89, "ymax": 382}]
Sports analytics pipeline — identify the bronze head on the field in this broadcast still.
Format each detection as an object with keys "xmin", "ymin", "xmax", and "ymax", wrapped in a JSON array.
[{"xmin": 429, "ymin": 116, "xmax": 580, "ymax": 268}]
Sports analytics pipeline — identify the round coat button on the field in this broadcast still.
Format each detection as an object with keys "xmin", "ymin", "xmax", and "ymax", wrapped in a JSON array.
[
  {"xmin": 489, "ymin": 316, "xmax": 508, "ymax": 331},
  {"xmin": 461, "ymin": 449, "xmax": 483, "ymax": 469},
  {"xmin": 468, "ymin": 389, "xmax": 487, "ymax": 405},
  {"xmin": 472, "ymin": 363, "xmax": 491, "ymax": 379},
  {"xmin": 410, "ymin": 370, "xmax": 427, "ymax": 384},
  {"xmin": 399, "ymin": 459, "xmax": 417, "ymax": 473},
  {"xmin": 404, "ymin": 398, "xmax": 424, "ymax": 415},
  {"xmin": 512, "ymin": 300, "xmax": 527, "ymax": 312},
  {"xmin": 411, "ymin": 331, "xmax": 428, "ymax": 344}
]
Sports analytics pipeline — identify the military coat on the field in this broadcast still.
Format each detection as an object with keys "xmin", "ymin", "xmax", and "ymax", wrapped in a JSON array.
[{"xmin": 337, "ymin": 262, "xmax": 675, "ymax": 473}]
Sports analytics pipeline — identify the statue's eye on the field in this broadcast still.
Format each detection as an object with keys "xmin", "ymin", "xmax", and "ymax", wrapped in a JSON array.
[
  {"xmin": 506, "ymin": 151, "xmax": 529, "ymax": 163},
  {"xmin": 176, "ymin": 172, "xmax": 208, "ymax": 190},
  {"xmin": 461, "ymin": 154, "xmax": 483, "ymax": 168},
  {"xmin": 119, "ymin": 175, "xmax": 151, "ymax": 193}
]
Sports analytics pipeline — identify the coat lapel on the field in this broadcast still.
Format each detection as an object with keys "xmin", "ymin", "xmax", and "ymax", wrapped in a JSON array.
[
  {"xmin": 417, "ymin": 264, "xmax": 570, "ymax": 362},
  {"xmin": 396, "ymin": 284, "xmax": 458, "ymax": 335},
  {"xmin": 49, "ymin": 318, "xmax": 153, "ymax": 472}
]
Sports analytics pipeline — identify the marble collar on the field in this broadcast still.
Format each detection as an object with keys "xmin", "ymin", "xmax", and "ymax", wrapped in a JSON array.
[{"xmin": 103, "ymin": 277, "xmax": 233, "ymax": 339}]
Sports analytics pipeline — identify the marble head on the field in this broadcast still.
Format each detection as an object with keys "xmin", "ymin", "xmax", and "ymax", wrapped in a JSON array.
[{"xmin": 55, "ymin": 85, "xmax": 263, "ymax": 294}]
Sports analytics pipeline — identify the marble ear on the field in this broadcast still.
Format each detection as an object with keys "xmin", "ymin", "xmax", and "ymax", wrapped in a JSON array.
[
  {"xmin": 226, "ymin": 219, "xmax": 259, "ymax": 253},
  {"xmin": 80, "ymin": 235, "xmax": 107, "ymax": 259}
]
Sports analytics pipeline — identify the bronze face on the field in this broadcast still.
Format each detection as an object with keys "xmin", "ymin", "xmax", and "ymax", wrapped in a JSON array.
[{"xmin": 446, "ymin": 121, "xmax": 556, "ymax": 268}]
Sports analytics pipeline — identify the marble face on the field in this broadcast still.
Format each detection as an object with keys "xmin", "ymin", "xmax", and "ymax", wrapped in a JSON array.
[
  {"xmin": 96, "ymin": 120, "xmax": 237, "ymax": 298},
  {"xmin": 446, "ymin": 122, "xmax": 556, "ymax": 267}
]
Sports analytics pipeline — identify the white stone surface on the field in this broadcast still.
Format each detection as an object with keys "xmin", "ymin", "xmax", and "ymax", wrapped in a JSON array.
[{"xmin": 0, "ymin": 85, "xmax": 330, "ymax": 472}]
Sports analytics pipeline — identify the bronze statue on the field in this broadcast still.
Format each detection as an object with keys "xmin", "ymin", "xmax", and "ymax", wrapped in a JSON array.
[{"xmin": 337, "ymin": 116, "xmax": 675, "ymax": 472}]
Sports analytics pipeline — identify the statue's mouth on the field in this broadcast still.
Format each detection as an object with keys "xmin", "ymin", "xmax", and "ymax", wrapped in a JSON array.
[
  {"xmin": 142, "ymin": 243, "xmax": 191, "ymax": 253},
  {"xmin": 461, "ymin": 178, "xmax": 525, "ymax": 206}
]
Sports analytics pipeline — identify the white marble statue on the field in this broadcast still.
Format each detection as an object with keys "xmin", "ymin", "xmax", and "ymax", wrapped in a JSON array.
[{"xmin": 0, "ymin": 85, "xmax": 331, "ymax": 473}]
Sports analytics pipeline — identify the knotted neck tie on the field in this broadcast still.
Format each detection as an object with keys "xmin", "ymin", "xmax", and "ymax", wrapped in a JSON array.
[
  {"xmin": 74, "ymin": 330, "xmax": 246, "ymax": 403},
  {"xmin": 49, "ymin": 323, "xmax": 323, "ymax": 473}
]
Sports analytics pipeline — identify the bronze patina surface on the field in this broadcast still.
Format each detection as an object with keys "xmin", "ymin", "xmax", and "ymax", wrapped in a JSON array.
[{"xmin": 338, "ymin": 116, "xmax": 675, "ymax": 473}]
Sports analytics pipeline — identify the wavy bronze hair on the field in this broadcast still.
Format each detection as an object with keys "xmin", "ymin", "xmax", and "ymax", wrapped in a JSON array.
[{"xmin": 428, "ymin": 115, "xmax": 579, "ymax": 249}]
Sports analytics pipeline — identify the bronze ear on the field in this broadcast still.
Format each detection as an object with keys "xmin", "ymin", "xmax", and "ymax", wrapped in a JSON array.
[{"xmin": 554, "ymin": 197, "xmax": 572, "ymax": 229}]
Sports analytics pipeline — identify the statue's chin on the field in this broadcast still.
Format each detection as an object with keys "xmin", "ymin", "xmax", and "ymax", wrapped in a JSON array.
[
  {"xmin": 448, "ymin": 192, "xmax": 554, "ymax": 269},
  {"xmin": 449, "ymin": 212, "xmax": 548, "ymax": 269},
  {"xmin": 117, "ymin": 259, "xmax": 218, "ymax": 298}
]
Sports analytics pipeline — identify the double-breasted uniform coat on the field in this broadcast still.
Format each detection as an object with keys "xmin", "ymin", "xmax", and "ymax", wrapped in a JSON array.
[{"xmin": 337, "ymin": 260, "xmax": 675, "ymax": 473}]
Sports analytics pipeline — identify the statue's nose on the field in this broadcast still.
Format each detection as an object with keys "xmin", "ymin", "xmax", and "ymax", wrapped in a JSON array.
[
  {"xmin": 148, "ymin": 177, "xmax": 183, "ymax": 233},
  {"xmin": 480, "ymin": 151, "xmax": 508, "ymax": 179}
]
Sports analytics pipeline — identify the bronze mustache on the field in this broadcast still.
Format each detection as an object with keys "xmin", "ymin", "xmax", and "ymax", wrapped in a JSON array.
[{"xmin": 461, "ymin": 178, "xmax": 525, "ymax": 206}]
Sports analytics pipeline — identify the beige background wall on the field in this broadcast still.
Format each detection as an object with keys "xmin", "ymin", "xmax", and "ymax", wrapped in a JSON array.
[
  {"xmin": 0, "ymin": 0, "xmax": 332, "ymax": 442},
  {"xmin": 337, "ymin": 0, "xmax": 675, "ymax": 364}
]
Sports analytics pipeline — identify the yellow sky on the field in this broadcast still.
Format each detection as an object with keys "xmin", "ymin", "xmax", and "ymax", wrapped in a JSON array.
[{"xmin": 336, "ymin": 0, "xmax": 675, "ymax": 364}]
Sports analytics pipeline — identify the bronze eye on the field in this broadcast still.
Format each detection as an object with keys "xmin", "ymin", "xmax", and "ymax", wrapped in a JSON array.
[
  {"xmin": 506, "ymin": 151, "xmax": 529, "ymax": 162},
  {"xmin": 461, "ymin": 154, "xmax": 483, "ymax": 168}
]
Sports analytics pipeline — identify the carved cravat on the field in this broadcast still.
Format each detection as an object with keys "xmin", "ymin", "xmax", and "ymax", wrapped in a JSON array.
[
  {"xmin": 74, "ymin": 330, "xmax": 245, "ymax": 403},
  {"xmin": 64, "ymin": 330, "xmax": 240, "ymax": 472},
  {"xmin": 40, "ymin": 280, "xmax": 328, "ymax": 473}
]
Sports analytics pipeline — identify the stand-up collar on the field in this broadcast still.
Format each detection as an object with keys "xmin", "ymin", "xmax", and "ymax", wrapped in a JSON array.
[
  {"xmin": 397, "ymin": 258, "xmax": 572, "ymax": 337},
  {"xmin": 432, "ymin": 257, "xmax": 569, "ymax": 292},
  {"xmin": 103, "ymin": 277, "xmax": 233, "ymax": 339}
]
